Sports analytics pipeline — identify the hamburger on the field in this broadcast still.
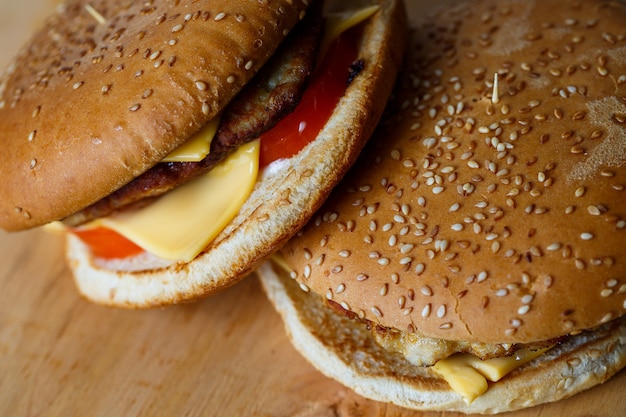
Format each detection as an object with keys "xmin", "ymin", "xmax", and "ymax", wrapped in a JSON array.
[
  {"xmin": 0, "ymin": 0, "xmax": 407, "ymax": 307},
  {"xmin": 258, "ymin": 0, "xmax": 626, "ymax": 413}
]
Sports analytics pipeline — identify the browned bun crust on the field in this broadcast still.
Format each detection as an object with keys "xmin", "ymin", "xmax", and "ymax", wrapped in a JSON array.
[
  {"xmin": 65, "ymin": 0, "xmax": 408, "ymax": 307},
  {"xmin": 258, "ymin": 260, "xmax": 626, "ymax": 414},
  {"xmin": 0, "ymin": 0, "xmax": 311, "ymax": 231},
  {"xmin": 279, "ymin": 0, "xmax": 626, "ymax": 344}
]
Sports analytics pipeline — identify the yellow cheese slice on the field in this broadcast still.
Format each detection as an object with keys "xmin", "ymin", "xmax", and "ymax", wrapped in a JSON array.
[
  {"xmin": 162, "ymin": 116, "xmax": 220, "ymax": 162},
  {"xmin": 433, "ymin": 347, "xmax": 550, "ymax": 404},
  {"xmin": 320, "ymin": 5, "xmax": 380, "ymax": 58},
  {"xmin": 433, "ymin": 356, "xmax": 489, "ymax": 404},
  {"xmin": 90, "ymin": 139, "xmax": 259, "ymax": 261}
]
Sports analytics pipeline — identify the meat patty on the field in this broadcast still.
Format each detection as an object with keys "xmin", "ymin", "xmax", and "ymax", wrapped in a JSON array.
[
  {"xmin": 326, "ymin": 299, "xmax": 562, "ymax": 367},
  {"xmin": 63, "ymin": 2, "xmax": 323, "ymax": 227},
  {"xmin": 371, "ymin": 324, "xmax": 561, "ymax": 367}
]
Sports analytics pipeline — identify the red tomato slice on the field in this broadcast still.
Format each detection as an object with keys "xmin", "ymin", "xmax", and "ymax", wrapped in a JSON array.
[
  {"xmin": 258, "ymin": 28, "xmax": 360, "ymax": 167},
  {"xmin": 72, "ymin": 227, "xmax": 144, "ymax": 259}
]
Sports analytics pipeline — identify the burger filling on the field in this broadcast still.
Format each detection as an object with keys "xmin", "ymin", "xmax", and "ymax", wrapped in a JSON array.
[
  {"xmin": 64, "ymin": 6, "xmax": 380, "ymax": 263},
  {"xmin": 371, "ymin": 319, "xmax": 559, "ymax": 367},
  {"xmin": 328, "ymin": 299, "xmax": 559, "ymax": 367}
]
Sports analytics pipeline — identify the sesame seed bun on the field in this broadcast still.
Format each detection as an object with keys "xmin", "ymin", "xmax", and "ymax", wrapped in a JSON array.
[
  {"xmin": 0, "ymin": 0, "xmax": 312, "ymax": 231},
  {"xmin": 275, "ymin": 0, "xmax": 626, "ymax": 345},
  {"xmin": 258, "ymin": 261, "xmax": 626, "ymax": 413},
  {"xmin": 58, "ymin": 0, "xmax": 408, "ymax": 307},
  {"xmin": 259, "ymin": 0, "xmax": 626, "ymax": 410}
]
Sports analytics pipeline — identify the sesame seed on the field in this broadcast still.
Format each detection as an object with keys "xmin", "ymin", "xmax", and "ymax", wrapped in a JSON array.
[
  {"xmin": 423, "ymin": 137, "xmax": 437, "ymax": 149},
  {"xmin": 495, "ymin": 288, "xmax": 508, "ymax": 297},
  {"xmin": 420, "ymin": 285, "xmax": 433, "ymax": 297},
  {"xmin": 400, "ymin": 243, "xmax": 414, "ymax": 253},
  {"xmin": 600, "ymin": 289, "xmax": 613, "ymax": 298},
  {"xmin": 600, "ymin": 313, "xmax": 613, "ymax": 323},
  {"xmin": 580, "ymin": 232, "xmax": 594, "ymax": 240},
  {"xmin": 586, "ymin": 205, "xmax": 602, "ymax": 216},
  {"xmin": 380, "ymin": 284, "xmax": 388, "ymax": 296},
  {"xmin": 547, "ymin": 243, "xmax": 562, "ymax": 251},
  {"xmin": 356, "ymin": 273, "xmax": 369, "ymax": 281}
]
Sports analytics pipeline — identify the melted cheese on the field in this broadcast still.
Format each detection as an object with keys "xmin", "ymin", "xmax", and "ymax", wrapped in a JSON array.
[
  {"xmin": 320, "ymin": 5, "xmax": 380, "ymax": 58},
  {"xmin": 90, "ymin": 140, "xmax": 259, "ymax": 261},
  {"xmin": 433, "ymin": 347, "xmax": 550, "ymax": 404},
  {"xmin": 162, "ymin": 116, "xmax": 220, "ymax": 162}
]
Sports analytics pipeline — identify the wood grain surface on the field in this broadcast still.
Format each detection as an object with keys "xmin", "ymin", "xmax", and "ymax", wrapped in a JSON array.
[{"xmin": 0, "ymin": 1, "xmax": 624, "ymax": 416}]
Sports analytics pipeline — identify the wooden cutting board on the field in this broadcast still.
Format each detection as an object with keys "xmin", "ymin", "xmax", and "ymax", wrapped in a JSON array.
[{"xmin": 0, "ymin": 1, "xmax": 624, "ymax": 416}]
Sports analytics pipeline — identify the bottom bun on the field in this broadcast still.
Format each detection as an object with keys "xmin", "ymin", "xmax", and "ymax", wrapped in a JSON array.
[{"xmin": 257, "ymin": 260, "xmax": 626, "ymax": 414}]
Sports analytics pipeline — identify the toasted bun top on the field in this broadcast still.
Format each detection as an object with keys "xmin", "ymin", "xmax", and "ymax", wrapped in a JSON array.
[
  {"xmin": 0, "ymin": 0, "xmax": 310, "ymax": 231},
  {"xmin": 280, "ymin": 0, "xmax": 626, "ymax": 344}
]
